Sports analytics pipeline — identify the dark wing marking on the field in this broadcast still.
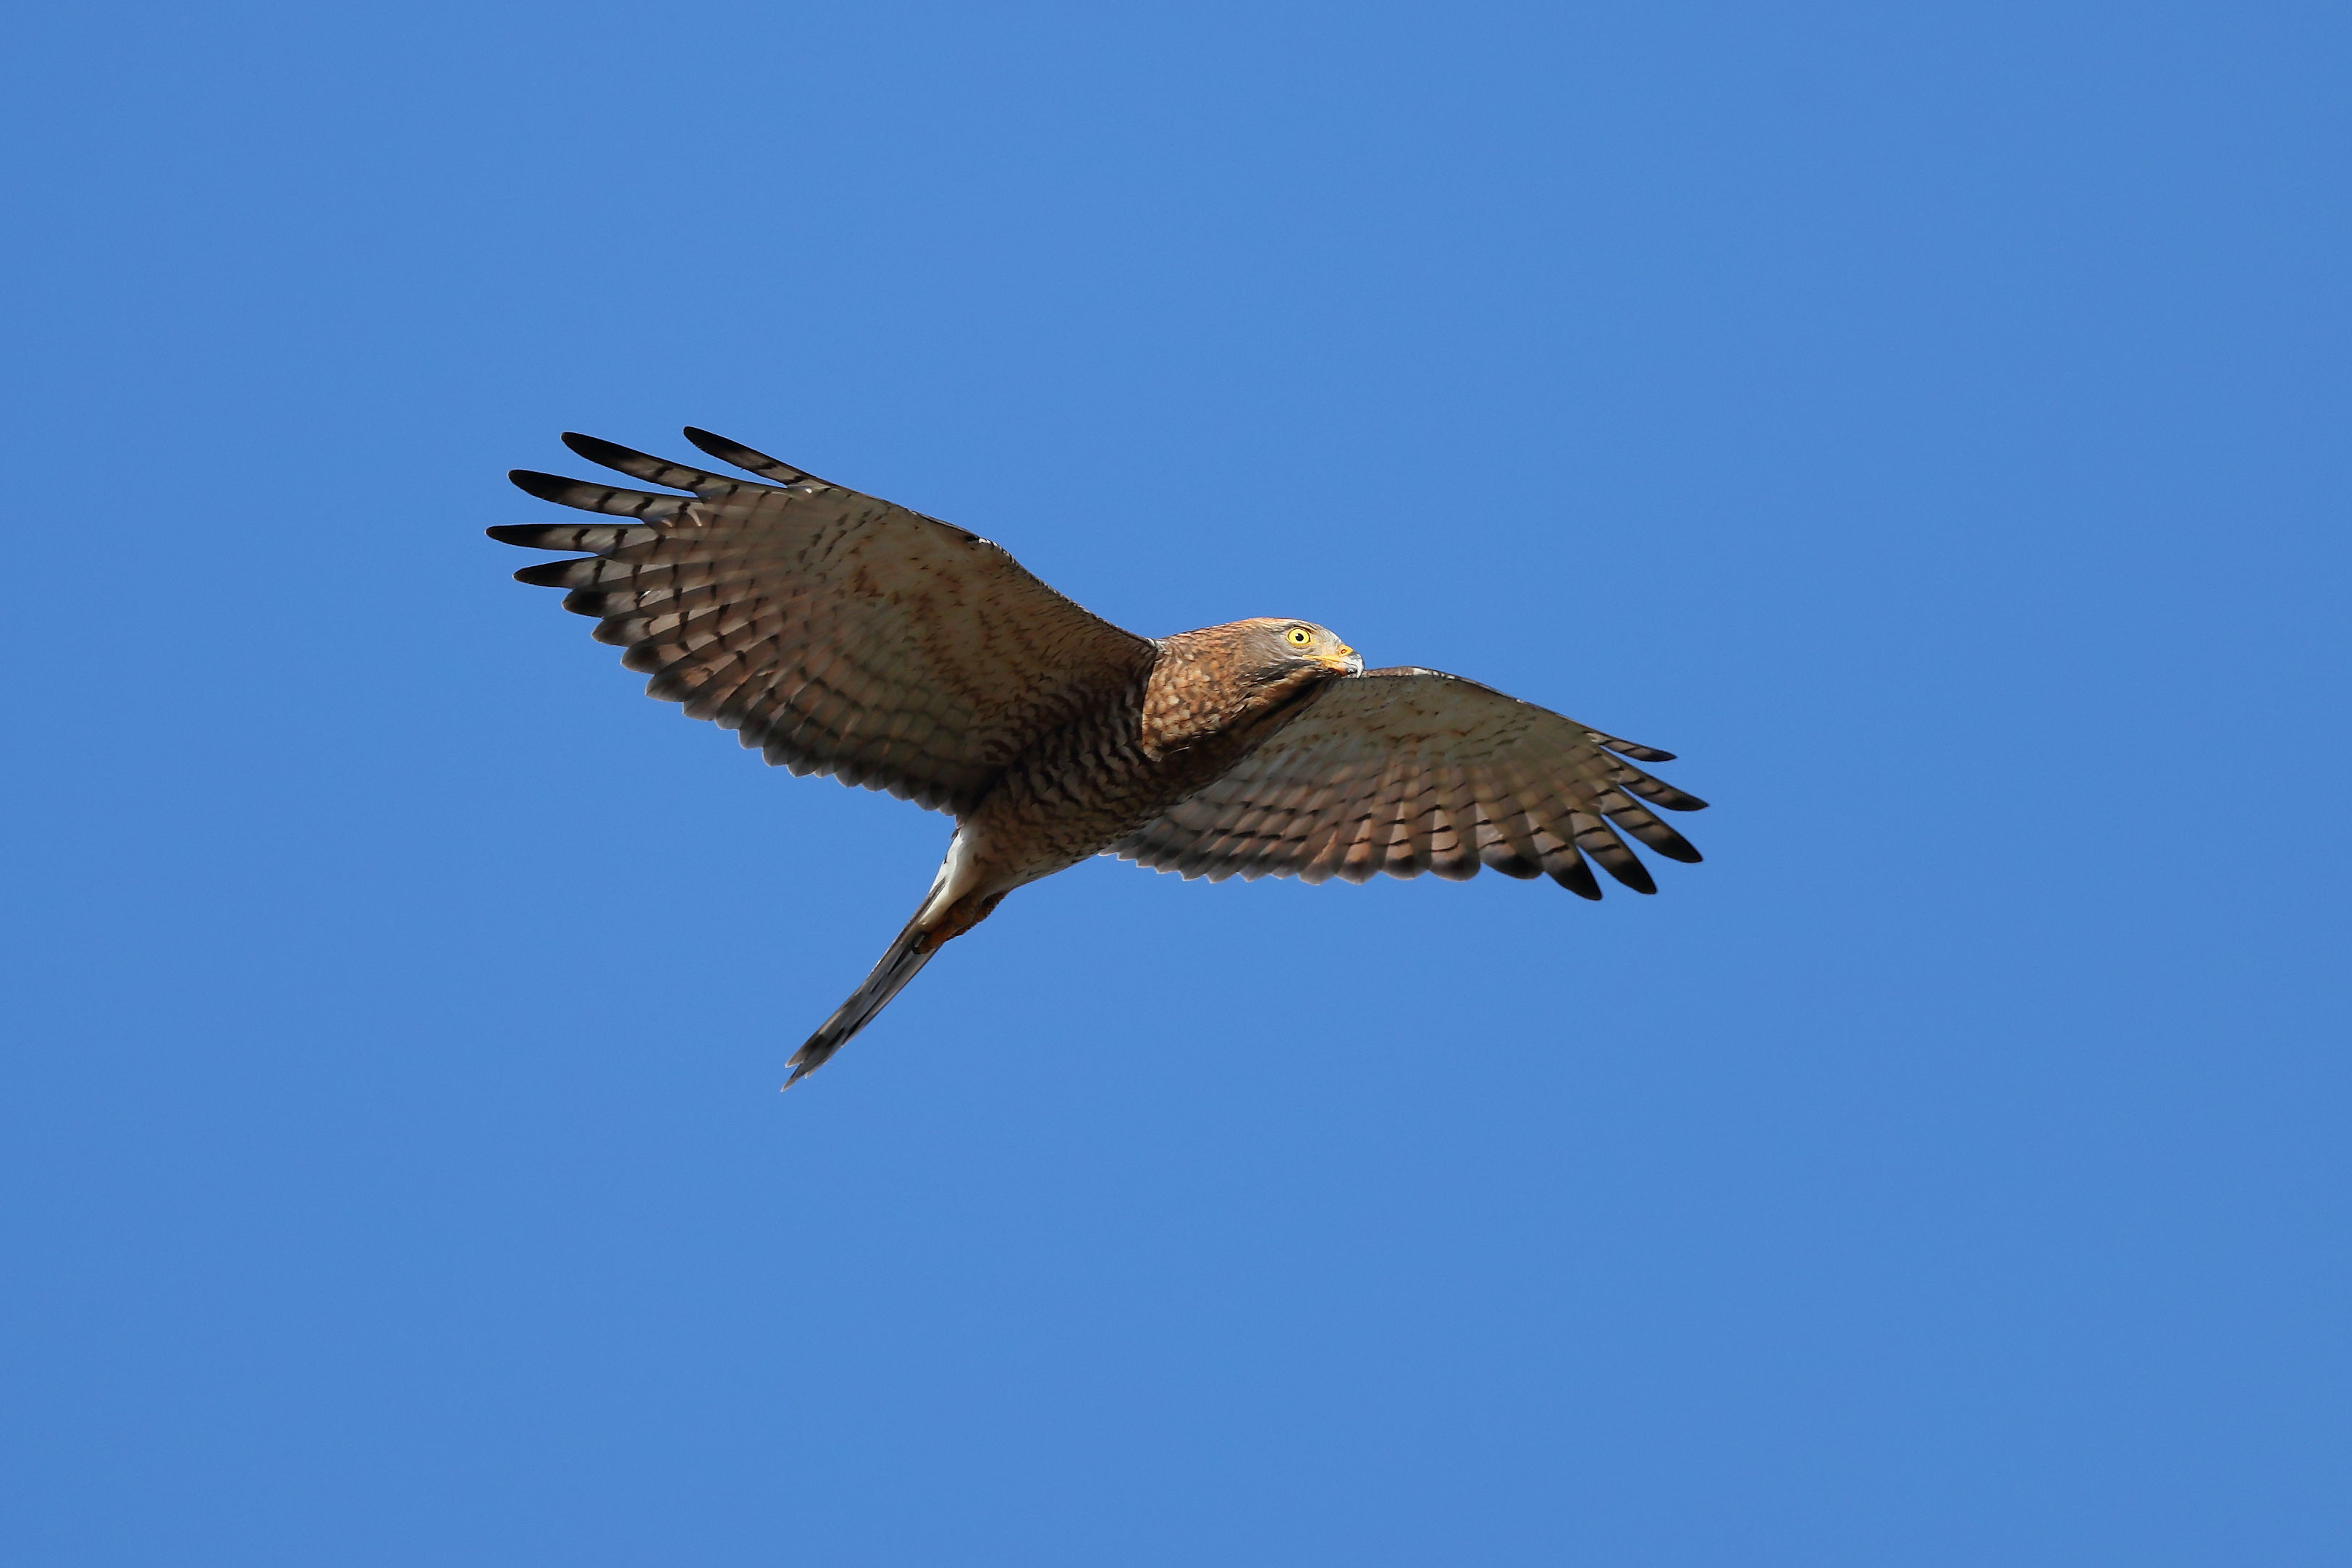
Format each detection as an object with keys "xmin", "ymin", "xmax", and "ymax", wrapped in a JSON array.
[
  {"xmin": 492, "ymin": 431, "xmax": 1155, "ymax": 815},
  {"xmin": 1109, "ymin": 667, "xmax": 1706, "ymax": 897}
]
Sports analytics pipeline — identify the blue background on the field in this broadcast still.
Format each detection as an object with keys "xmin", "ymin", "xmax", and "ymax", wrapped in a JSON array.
[{"xmin": 5, "ymin": 2, "xmax": 2347, "ymax": 1563}]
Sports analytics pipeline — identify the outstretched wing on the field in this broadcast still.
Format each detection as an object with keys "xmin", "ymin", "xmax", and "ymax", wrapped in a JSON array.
[
  {"xmin": 490, "ymin": 430, "xmax": 1155, "ymax": 816},
  {"xmin": 1108, "ymin": 667, "xmax": 1707, "ymax": 898}
]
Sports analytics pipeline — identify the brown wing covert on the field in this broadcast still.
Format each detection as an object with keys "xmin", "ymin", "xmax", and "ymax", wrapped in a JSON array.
[
  {"xmin": 1108, "ymin": 667, "xmax": 1707, "ymax": 898},
  {"xmin": 489, "ymin": 431, "xmax": 1156, "ymax": 816}
]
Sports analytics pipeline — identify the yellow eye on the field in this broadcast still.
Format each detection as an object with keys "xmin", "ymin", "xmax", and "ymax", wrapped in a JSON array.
[{"xmin": 1286, "ymin": 627, "xmax": 1314, "ymax": 646}]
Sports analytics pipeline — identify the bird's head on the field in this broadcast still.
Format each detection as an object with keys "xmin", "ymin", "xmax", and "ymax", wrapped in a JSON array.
[
  {"xmin": 1155, "ymin": 618, "xmax": 1364, "ymax": 729},
  {"xmin": 1235, "ymin": 618, "xmax": 1363, "ymax": 680},
  {"xmin": 1146, "ymin": 618, "xmax": 1364, "ymax": 750}
]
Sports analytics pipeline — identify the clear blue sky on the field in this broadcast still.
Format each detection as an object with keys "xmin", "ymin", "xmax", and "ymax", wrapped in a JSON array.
[{"xmin": 4, "ymin": 2, "xmax": 2347, "ymax": 1563}]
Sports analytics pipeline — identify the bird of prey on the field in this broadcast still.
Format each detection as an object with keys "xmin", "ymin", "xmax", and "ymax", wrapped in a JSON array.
[{"xmin": 491, "ymin": 430, "xmax": 1708, "ymax": 1085}]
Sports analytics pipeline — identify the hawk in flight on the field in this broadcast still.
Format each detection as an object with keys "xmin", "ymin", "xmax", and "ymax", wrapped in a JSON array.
[{"xmin": 492, "ymin": 430, "xmax": 1709, "ymax": 1084}]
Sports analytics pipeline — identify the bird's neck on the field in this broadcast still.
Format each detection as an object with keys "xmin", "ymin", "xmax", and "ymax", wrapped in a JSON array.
[{"xmin": 1138, "ymin": 646, "xmax": 1328, "ymax": 765}]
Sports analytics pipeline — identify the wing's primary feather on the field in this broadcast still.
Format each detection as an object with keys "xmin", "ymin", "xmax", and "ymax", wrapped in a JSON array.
[
  {"xmin": 1109, "ymin": 667, "xmax": 1706, "ymax": 896},
  {"xmin": 491, "ymin": 431, "xmax": 1155, "ymax": 815}
]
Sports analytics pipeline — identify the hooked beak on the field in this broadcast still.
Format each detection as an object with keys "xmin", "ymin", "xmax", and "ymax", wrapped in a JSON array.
[{"xmin": 1318, "ymin": 645, "xmax": 1364, "ymax": 675}]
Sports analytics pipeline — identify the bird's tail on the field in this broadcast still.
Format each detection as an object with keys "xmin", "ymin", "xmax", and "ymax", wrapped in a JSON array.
[{"xmin": 784, "ymin": 907, "xmax": 940, "ymax": 1089}]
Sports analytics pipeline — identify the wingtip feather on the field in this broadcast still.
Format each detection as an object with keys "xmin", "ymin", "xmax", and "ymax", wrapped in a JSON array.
[
  {"xmin": 508, "ymin": 468, "xmax": 570, "ymax": 502},
  {"xmin": 683, "ymin": 426, "xmax": 822, "ymax": 486}
]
